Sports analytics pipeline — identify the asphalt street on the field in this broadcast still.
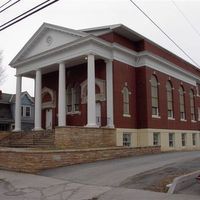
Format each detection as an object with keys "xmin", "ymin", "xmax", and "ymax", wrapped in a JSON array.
[
  {"xmin": 0, "ymin": 151, "xmax": 199, "ymax": 200},
  {"xmin": 40, "ymin": 151, "xmax": 200, "ymax": 187}
]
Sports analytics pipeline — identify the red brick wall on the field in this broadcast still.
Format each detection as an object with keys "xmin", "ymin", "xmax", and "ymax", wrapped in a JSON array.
[
  {"xmin": 99, "ymin": 32, "xmax": 137, "ymax": 51},
  {"xmin": 42, "ymin": 61, "xmax": 107, "ymax": 128},
  {"xmin": 135, "ymin": 67, "xmax": 149, "ymax": 128},
  {"xmin": 42, "ymin": 71, "xmax": 58, "ymax": 128},
  {"xmin": 138, "ymin": 66, "xmax": 200, "ymax": 130},
  {"xmin": 113, "ymin": 60, "xmax": 137, "ymax": 128}
]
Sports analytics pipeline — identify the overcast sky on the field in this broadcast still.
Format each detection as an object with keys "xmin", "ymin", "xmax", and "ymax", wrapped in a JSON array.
[{"xmin": 0, "ymin": 0, "xmax": 200, "ymax": 96}]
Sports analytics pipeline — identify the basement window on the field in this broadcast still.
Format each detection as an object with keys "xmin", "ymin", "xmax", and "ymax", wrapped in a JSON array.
[
  {"xmin": 123, "ymin": 133, "xmax": 131, "ymax": 147},
  {"xmin": 153, "ymin": 132, "xmax": 160, "ymax": 146}
]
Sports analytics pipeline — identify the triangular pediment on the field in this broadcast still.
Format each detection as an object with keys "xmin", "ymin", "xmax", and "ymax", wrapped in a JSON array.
[{"xmin": 10, "ymin": 23, "xmax": 88, "ymax": 65}]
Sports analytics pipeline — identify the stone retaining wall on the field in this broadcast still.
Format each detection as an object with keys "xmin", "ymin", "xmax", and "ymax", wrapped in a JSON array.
[
  {"xmin": 55, "ymin": 126, "xmax": 116, "ymax": 148},
  {"xmin": 0, "ymin": 146, "xmax": 160, "ymax": 173}
]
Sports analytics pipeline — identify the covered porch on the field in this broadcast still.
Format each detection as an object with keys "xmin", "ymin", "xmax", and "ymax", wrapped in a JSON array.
[{"xmin": 10, "ymin": 23, "xmax": 115, "ymax": 131}]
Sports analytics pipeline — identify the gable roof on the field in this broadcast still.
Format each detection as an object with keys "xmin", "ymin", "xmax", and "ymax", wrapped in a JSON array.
[
  {"xmin": 0, "ymin": 93, "xmax": 12, "ymax": 104},
  {"xmin": 81, "ymin": 24, "xmax": 143, "ymax": 42},
  {"xmin": 10, "ymin": 23, "xmax": 88, "ymax": 66},
  {"xmin": 10, "ymin": 91, "xmax": 34, "ymax": 104}
]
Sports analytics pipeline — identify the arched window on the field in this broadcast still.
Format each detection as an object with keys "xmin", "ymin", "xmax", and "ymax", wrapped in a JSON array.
[
  {"xmin": 166, "ymin": 81, "xmax": 173, "ymax": 118},
  {"xmin": 189, "ymin": 89, "xmax": 195, "ymax": 121},
  {"xmin": 179, "ymin": 86, "xmax": 186, "ymax": 120},
  {"xmin": 151, "ymin": 75, "xmax": 159, "ymax": 116},
  {"xmin": 66, "ymin": 84, "xmax": 72, "ymax": 112},
  {"xmin": 122, "ymin": 86, "xmax": 130, "ymax": 115},
  {"xmin": 74, "ymin": 83, "xmax": 81, "ymax": 112}
]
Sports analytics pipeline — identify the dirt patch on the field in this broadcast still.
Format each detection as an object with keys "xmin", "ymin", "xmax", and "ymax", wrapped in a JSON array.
[{"xmin": 120, "ymin": 158, "xmax": 200, "ymax": 193}]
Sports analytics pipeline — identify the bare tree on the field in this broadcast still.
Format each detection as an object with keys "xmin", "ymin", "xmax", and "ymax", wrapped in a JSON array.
[{"xmin": 0, "ymin": 51, "xmax": 6, "ymax": 86}]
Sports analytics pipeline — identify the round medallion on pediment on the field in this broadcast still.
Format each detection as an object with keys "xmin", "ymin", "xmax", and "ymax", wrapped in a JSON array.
[{"xmin": 46, "ymin": 35, "xmax": 53, "ymax": 45}]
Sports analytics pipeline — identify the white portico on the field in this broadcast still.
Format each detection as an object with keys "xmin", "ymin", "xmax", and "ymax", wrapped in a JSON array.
[{"xmin": 10, "ymin": 23, "xmax": 117, "ymax": 131}]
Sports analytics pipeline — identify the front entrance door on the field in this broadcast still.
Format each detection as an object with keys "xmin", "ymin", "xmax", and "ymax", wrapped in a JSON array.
[
  {"xmin": 96, "ymin": 102, "xmax": 101, "ymax": 127},
  {"xmin": 46, "ymin": 109, "xmax": 52, "ymax": 130}
]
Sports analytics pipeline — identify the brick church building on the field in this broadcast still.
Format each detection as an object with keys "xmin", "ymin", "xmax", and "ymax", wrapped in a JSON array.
[{"xmin": 10, "ymin": 23, "xmax": 200, "ymax": 151}]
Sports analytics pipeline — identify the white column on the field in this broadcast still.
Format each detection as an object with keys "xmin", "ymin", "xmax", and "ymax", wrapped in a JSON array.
[
  {"xmin": 58, "ymin": 62, "xmax": 66, "ymax": 126},
  {"xmin": 14, "ymin": 75, "xmax": 22, "ymax": 132},
  {"xmin": 86, "ymin": 54, "xmax": 97, "ymax": 127},
  {"xmin": 34, "ymin": 69, "xmax": 42, "ymax": 130},
  {"xmin": 106, "ymin": 60, "xmax": 114, "ymax": 128}
]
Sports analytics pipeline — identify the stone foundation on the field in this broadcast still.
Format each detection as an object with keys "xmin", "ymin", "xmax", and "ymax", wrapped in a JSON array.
[
  {"xmin": 55, "ymin": 126, "xmax": 116, "ymax": 148},
  {"xmin": 0, "ymin": 146, "xmax": 161, "ymax": 173}
]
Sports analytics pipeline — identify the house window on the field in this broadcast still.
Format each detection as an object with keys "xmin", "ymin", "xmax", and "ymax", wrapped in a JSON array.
[
  {"xmin": 179, "ymin": 86, "xmax": 186, "ymax": 120},
  {"xmin": 192, "ymin": 133, "xmax": 196, "ymax": 146},
  {"xmin": 25, "ymin": 106, "xmax": 31, "ymax": 117},
  {"xmin": 181, "ymin": 133, "xmax": 186, "ymax": 147},
  {"xmin": 74, "ymin": 84, "xmax": 81, "ymax": 112},
  {"xmin": 153, "ymin": 132, "xmax": 160, "ymax": 146},
  {"xmin": 169, "ymin": 133, "xmax": 175, "ymax": 147},
  {"xmin": 189, "ymin": 90, "xmax": 195, "ymax": 121},
  {"xmin": 66, "ymin": 83, "xmax": 81, "ymax": 113},
  {"xmin": 198, "ymin": 107, "xmax": 200, "ymax": 121},
  {"xmin": 122, "ymin": 86, "xmax": 130, "ymax": 116},
  {"xmin": 21, "ymin": 106, "xmax": 31, "ymax": 117},
  {"xmin": 151, "ymin": 75, "xmax": 159, "ymax": 116},
  {"xmin": 123, "ymin": 133, "xmax": 131, "ymax": 147},
  {"xmin": 66, "ymin": 85, "xmax": 72, "ymax": 112},
  {"xmin": 166, "ymin": 81, "xmax": 174, "ymax": 118}
]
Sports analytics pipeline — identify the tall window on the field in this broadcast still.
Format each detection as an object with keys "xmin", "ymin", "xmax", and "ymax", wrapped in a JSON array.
[
  {"xmin": 151, "ymin": 75, "xmax": 159, "ymax": 116},
  {"xmin": 166, "ymin": 81, "xmax": 173, "ymax": 118},
  {"xmin": 122, "ymin": 86, "xmax": 130, "ymax": 116},
  {"xmin": 66, "ymin": 85, "xmax": 72, "ymax": 112},
  {"xmin": 179, "ymin": 86, "xmax": 186, "ymax": 120},
  {"xmin": 189, "ymin": 89, "xmax": 195, "ymax": 121},
  {"xmin": 66, "ymin": 83, "xmax": 81, "ymax": 113},
  {"xmin": 74, "ymin": 84, "xmax": 81, "ymax": 112}
]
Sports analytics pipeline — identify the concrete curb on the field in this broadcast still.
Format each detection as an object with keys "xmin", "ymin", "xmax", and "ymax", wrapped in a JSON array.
[{"xmin": 168, "ymin": 170, "xmax": 200, "ymax": 194}]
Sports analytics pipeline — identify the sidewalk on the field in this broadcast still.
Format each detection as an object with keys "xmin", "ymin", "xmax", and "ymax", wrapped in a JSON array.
[{"xmin": 0, "ymin": 170, "xmax": 199, "ymax": 200}]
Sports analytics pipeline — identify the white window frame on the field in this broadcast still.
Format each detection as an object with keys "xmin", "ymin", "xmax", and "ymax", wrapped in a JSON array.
[
  {"xmin": 151, "ymin": 75, "xmax": 159, "ymax": 117},
  {"xmin": 21, "ymin": 106, "xmax": 31, "ymax": 117},
  {"xmin": 66, "ymin": 84, "xmax": 81, "ymax": 114},
  {"xmin": 122, "ymin": 85, "xmax": 131, "ymax": 117},
  {"xmin": 181, "ymin": 133, "xmax": 186, "ymax": 147},
  {"xmin": 192, "ymin": 133, "xmax": 197, "ymax": 146},
  {"xmin": 153, "ymin": 132, "xmax": 160, "ymax": 146},
  {"xmin": 166, "ymin": 81, "xmax": 174, "ymax": 119},
  {"xmin": 123, "ymin": 133, "xmax": 131, "ymax": 147},
  {"xmin": 169, "ymin": 133, "xmax": 175, "ymax": 147},
  {"xmin": 179, "ymin": 86, "xmax": 186, "ymax": 121}
]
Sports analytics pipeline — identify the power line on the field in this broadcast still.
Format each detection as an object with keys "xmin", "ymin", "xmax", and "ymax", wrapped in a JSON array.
[
  {"xmin": 0, "ymin": 0, "xmax": 13, "ymax": 9},
  {"xmin": 171, "ymin": 0, "xmax": 200, "ymax": 39},
  {"xmin": 0, "ymin": 0, "xmax": 21, "ymax": 14},
  {"xmin": 0, "ymin": 0, "xmax": 59, "ymax": 31},
  {"xmin": 129, "ymin": 0, "xmax": 200, "ymax": 67}
]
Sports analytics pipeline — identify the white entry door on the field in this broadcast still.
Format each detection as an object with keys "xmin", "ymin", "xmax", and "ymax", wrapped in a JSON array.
[
  {"xmin": 96, "ymin": 102, "xmax": 101, "ymax": 127},
  {"xmin": 46, "ymin": 109, "xmax": 52, "ymax": 130}
]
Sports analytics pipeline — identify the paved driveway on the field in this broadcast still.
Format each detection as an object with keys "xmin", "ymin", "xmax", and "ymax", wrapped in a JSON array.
[{"xmin": 40, "ymin": 151, "xmax": 200, "ymax": 187}]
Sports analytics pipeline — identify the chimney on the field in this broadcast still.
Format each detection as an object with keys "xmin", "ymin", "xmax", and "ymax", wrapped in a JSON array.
[{"xmin": 0, "ymin": 90, "xmax": 2, "ymax": 99}]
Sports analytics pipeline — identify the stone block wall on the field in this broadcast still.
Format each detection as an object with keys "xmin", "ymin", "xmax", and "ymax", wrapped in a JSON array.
[
  {"xmin": 0, "ymin": 146, "xmax": 161, "ymax": 173},
  {"xmin": 55, "ymin": 126, "xmax": 116, "ymax": 148}
]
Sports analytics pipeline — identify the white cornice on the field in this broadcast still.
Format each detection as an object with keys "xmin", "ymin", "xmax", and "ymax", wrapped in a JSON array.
[
  {"xmin": 137, "ymin": 51, "xmax": 199, "ymax": 86},
  {"xmin": 11, "ymin": 32, "xmax": 200, "ymax": 86}
]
